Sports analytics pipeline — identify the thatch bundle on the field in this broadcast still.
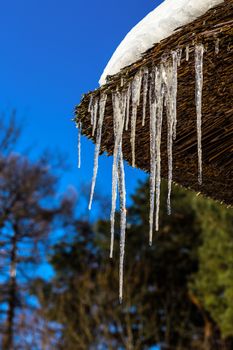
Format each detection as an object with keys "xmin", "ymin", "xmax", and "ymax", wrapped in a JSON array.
[{"xmin": 75, "ymin": 0, "xmax": 233, "ymax": 206}]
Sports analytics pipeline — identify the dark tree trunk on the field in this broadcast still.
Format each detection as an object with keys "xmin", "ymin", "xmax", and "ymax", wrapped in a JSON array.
[{"xmin": 2, "ymin": 231, "xmax": 17, "ymax": 350}]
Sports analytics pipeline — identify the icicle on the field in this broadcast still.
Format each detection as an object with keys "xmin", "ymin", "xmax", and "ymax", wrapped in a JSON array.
[
  {"xmin": 125, "ymin": 82, "xmax": 131, "ymax": 131},
  {"xmin": 149, "ymin": 53, "xmax": 178, "ymax": 240},
  {"xmin": 118, "ymin": 149, "xmax": 126, "ymax": 303},
  {"xmin": 171, "ymin": 51, "xmax": 178, "ymax": 140},
  {"xmin": 149, "ymin": 67, "xmax": 157, "ymax": 246},
  {"xmin": 163, "ymin": 60, "xmax": 175, "ymax": 216},
  {"xmin": 88, "ymin": 94, "xmax": 107, "ymax": 210},
  {"xmin": 142, "ymin": 67, "xmax": 149, "ymax": 127},
  {"xmin": 186, "ymin": 45, "xmax": 189, "ymax": 61},
  {"xmin": 165, "ymin": 51, "xmax": 179, "ymax": 215},
  {"xmin": 130, "ymin": 70, "xmax": 142, "ymax": 167},
  {"xmin": 88, "ymin": 94, "xmax": 93, "ymax": 113},
  {"xmin": 110, "ymin": 90, "xmax": 127, "ymax": 258},
  {"xmin": 195, "ymin": 44, "xmax": 204, "ymax": 185},
  {"xmin": 121, "ymin": 77, "xmax": 124, "ymax": 87},
  {"xmin": 77, "ymin": 121, "xmax": 82, "ymax": 169},
  {"xmin": 155, "ymin": 64, "xmax": 165, "ymax": 233},
  {"xmin": 177, "ymin": 48, "xmax": 183, "ymax": 67},
  {"xmin": 166, "ymin": 98, "xmax": 173, "ymax": 214},
  {"xmin": 91, "ymin": 97, "xmax": 99, "ymax": 136},
  {"xmin": 215, "ymin": 38, "xmax": 220, "ymax": 55},
  {"xmin": 110, "ymin": 93, "xmax": 120, "ymax": 258}
]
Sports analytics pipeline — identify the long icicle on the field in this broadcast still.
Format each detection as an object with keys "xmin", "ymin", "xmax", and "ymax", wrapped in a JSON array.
[
  {"xmin": 149, "ymin": 67, "xmax": 157, "ymax": 246},
  {"xmin": 125, "ymin": 82, "xmax": 131, "ymax": 131},
  {"xmin": 88, "ymin": 94, "xmax": 93, "ymax": 113},
  {"xmin": 88, "ymin": 94, "xmax": 107, "ymax": 210},
  {"xmin": 166, "ymin": 52, "xmax": 178, "ymax": 215},
  {"xmin": 155, "ymin": 64, "xmax": 164, "ymax": 233},
  {"xmin": 110, "ymin": 90, "xmax": 126, "ymax": 258},
  {"xmin": 131, "ymin": 70, "xmax": 142, "ymax": 167},
  {"xmin": 77, "ymin": 121, "xmax": 82, "ymax": 169},
  {"xmin": 118, "ymin": 148, "xmax": 126, "ymax": 303},
  {"xmin": 142, "ymin": 67, "xmax": 149, "ymax": 127},
  {"xmin": 92, "ymin": 97, "xmax": 99, "ymax": 136},
  {"xmin": 171, "ymin": 50, "xmax": 178, "ymax": 140},
  {"xmin": 195, "ymin": 44, "xmax": 204, "ymax": 185}
]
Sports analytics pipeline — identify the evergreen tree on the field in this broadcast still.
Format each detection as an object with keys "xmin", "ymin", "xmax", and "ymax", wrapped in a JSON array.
[
  {"xmin": 38, "ymin": 180, "xmax": 233, "ymax": 349},
  {"xmin": 190, "ymin": 199, "xmax": 233, "ymax": 345}
]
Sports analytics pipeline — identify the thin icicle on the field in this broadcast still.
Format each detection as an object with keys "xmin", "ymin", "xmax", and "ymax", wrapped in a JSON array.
[
  {"xmin": 166, "ymin": 102, "xmax": 173, "ymax": 214},
  {"xmin": 88, "ymin": 94, "xmax": 93, "ymax": 113},
  {"xmin": 195, "ymin": 44, "xmax": 204, "ymax": 185},
  {"xmin": 118, "ymin": 149, "xmax": 126, "ymax": 303},
  {"xmin": 167, "ymin": 123, "xmax": 173, "ymax": 215},
  {"xmin": 91, "ymin": 97, "xmax": 99, "ymax": 136},
  {"xmin": 163, "ymin": 61, "xmax": 175, "ymax": 216},
  {"xmin": 142, "ymin": 67, "xmax": 149, "ymax": 126},
  {"xmin": 215, "ymin": 38, "xmax": 220, "ymax": 55},
  {"xmin": 125, "ymin": 82, "xmax": 131, "ymax": 131},
  {"xmin": 77, "ymin": 121, "xmax": 82, "ymax": 169},
  {"xmin": 177, "ymin": 48, "xmax": 183, "ymax": 67},
  {"xmin": 155, "ymin": 64, "xmax": 164, "ymax": 233},
  {"xmin": 171, "ymin": 51, "xmax": 178, "ymax": 140},
  {"xmin": 110, "ymin": 93, "xmax": 120, "ymax": 258},
  {"xmin": 131, "ymin": 70, "xmax": 142, "ymax": 167},
  {"xmin": 167, "ymin": 51, "xmax": 179, "ymax": 215},
  {"xmin": 88, "ymin": 94, "xmax": 107, "ymax": 210},
  {"xmin": 186, "ymin": 45, "xmax": 190, "ymax": 61},
  {"xmin": 110, "ymin": 90, "xmax": 127, "ymax": 258},
  {"xmin": 149, "ymin": 67, "xmax": 157, "ymax": 246}
]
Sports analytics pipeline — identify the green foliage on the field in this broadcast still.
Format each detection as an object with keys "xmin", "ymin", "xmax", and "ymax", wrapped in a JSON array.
[
  {"xmin": 37, "ymin": 179, "xmax": 233, "ymax": 349},
  {"xmin": 190, "ymin": 200, "xmax": 233, "ymax": 338}
]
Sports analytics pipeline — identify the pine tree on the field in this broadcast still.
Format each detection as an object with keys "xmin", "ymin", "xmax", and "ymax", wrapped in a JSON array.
[
  {"xmin": 37, "ymin": 180, "xmax": 233, "ymax": 349},
  {"xmin": 190, "ymin": 199, "xmax": 233, "ymax": 346}
]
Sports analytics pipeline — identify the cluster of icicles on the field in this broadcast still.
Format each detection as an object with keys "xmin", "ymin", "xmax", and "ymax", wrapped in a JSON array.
[{"xmin": 77, "ymin": 42, "xmax": 218, "ymax": 303}]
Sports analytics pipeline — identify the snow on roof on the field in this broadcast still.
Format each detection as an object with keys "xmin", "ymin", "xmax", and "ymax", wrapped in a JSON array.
[{"xmin": 99, "ymin": 0, "xmax": 223, "ymax": 85}]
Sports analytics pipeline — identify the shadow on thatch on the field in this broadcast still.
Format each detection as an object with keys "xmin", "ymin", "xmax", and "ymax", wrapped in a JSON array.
[{"xmin": 76, "ymin": 0, "xmax": 233, "ymax": 207}]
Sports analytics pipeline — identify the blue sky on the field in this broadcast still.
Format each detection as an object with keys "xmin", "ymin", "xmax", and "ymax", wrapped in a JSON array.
[{"xmin": 0, "ymin": 0, "xmax": 162, "ymax": 209}]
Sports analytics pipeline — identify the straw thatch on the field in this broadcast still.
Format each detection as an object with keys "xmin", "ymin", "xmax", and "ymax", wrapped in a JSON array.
[{"xmin": 75, "ymin": 0, "xmax": 233, "ymax": 206}]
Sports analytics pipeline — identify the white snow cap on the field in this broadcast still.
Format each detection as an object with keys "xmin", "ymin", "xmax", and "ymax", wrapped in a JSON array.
[{"xmin": 99, "ymin": 0, "xmax": 223, "ymax": 85}]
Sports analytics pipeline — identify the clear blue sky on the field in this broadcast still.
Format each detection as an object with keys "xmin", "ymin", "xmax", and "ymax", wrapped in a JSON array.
[{"xmin": 0, "ymin": 0, "xmax": 162, "ymax": 208}]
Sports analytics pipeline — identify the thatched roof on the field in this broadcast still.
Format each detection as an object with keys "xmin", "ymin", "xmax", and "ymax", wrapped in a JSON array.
[{"xmin": 75, "ymin": 0, "xmax": 233, "ymax": 207}]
